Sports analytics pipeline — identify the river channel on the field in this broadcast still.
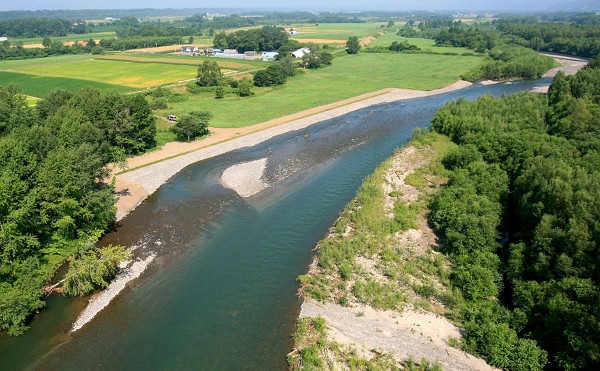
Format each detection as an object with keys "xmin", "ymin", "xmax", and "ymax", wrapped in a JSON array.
[{"xmin": 0, "ymin": 79, "xmax": 549, "ymax": 370}]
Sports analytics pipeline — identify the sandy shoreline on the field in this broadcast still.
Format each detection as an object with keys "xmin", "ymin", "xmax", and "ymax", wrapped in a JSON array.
[{"xmin": 114, "ymin": 80, "xmax": 472, "ymax": 220}]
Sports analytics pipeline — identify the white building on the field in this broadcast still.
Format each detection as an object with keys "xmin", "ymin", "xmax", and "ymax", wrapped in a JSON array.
[
  {"xmin": 291, "ymin": 48, "xmax": 310, "ymax": 58},
  {"xmin": 261, "ymin": 51, "xmax": 279, "ymax": 59}
]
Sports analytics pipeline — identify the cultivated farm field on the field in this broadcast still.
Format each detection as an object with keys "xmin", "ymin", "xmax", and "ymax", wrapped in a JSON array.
[
  {"xmin": 289, "ymin": 23, "xmax": 387, "ymax": 43},
  {"xmin": 0, "ymin": 52, "xmax": 272, "ymax": 98}
]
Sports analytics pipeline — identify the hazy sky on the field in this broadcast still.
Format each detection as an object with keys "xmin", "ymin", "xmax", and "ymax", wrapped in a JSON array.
[{"xmin": 0, "ymin": 0, "xmax": 597, "ymax": 12}]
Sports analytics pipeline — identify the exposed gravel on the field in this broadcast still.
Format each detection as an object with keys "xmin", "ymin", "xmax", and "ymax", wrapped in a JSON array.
[
  {"xmin": 301, "ymin": 300, "xmax": 494, "ymax": 371},
  {"xmin": 70, "ymin": 254, "xmax": 155, "ymax": 332},
  {"xmin": 220, "ymin": 158, "xmax": 269, "ymax": 197}
]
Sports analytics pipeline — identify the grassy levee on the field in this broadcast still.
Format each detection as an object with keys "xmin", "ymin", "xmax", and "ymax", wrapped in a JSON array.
[
  {"xmin": 164, "ymin": 53, "xmax": 481, "ymax": 128},
  {"xmin": 0, "ymin": 71, "xmax": 134, "ymax": 97}
]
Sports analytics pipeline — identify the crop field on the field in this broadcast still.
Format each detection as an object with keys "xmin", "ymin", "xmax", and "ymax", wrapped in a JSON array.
[
  {"xmin": 289, "ymin": 23, "xmax": 387, "ymax": 41},
  {"xmin": 1, "ymin": 57, "xmax": 197, "ymax": 89},
  {"xmin": 0, "ymin": 52, "xmax": 272, "ymax": 97},
  {"xmin": 0, "ymin": 71, "xmax": 133, "ymax": 98},
  {"xmin": 12, "ymin": 31, "xmax": 117, "ymax": 46},
  {"xmin": 368, "ymin": 33, "xmax": 477, "ymax": 55},
  {"xmin": 163, "ymin": 52, "xmax": 482, "ymax": 128},
  {"xmin": 100, "ymin": 54, "xmax": 266, "ymax": 70}
]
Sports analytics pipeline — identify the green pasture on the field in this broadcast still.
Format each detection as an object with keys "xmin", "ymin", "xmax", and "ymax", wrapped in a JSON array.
[
  {"xmin": 164, "ymin": 52, "xmax": 482, "ymax": 128},
  {"xmin": 0, "ymin": 71, "xmax": 133, "ymax": 98},
  {"xmin": 115, "ymin": 53, "xmax": 266, "ymax": 69},
  {"xmin": 0, "ymin": 54, "xmax": 93, "ymax": 70},
  {"xmin": 3, "ymin": 59, "xmax": 198, "ymax": 88},
  {"xmin": 368, "ymin": 33, "xmax": 477, "ymax": 55},
  {"xmin": 289, "ymin": 22, "xmax": 386, "ymax": 41}
]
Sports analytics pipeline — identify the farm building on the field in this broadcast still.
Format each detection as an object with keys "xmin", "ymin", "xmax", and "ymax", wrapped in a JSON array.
[
  {"xmin": 214, "ymin": 50, "xmax": 247, "ymax": 59},
  {"xmin": 0, "ymin": 37, "xmax": 8, "ymax": 42},
  {"xmin": 180, "ymin": 46, "xmax": 200, "ymax": 55},
  {"xmin": 261, "ymin": 51, "xmax": 279, "ymax": 59},
  {"xmin": 291, "ymin": 48, "xmax": 311, "ymax": 58},
  {"xmin": 288, "ymin": 30, "xmax": 298, "ymax": 36}
]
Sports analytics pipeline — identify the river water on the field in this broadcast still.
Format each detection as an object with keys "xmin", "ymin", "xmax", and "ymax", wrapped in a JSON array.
[{"xmin": 0, "ymin": 80, "xmax": 549, "ymax": 370}]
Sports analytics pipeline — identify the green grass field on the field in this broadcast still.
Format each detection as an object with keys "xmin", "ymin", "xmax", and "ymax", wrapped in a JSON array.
[
  {"xmin": 1, "ymin": 57, "xmax": 198, "ymax": 89},
  {"xmin": 0, "ymin": 71, "xmax": 133, "ymax": 97},
  {"xmin": 368, "ymin": 33, "xmax": 476, "ymax": 55},
  {"xmin": 163, "ymin": 52, "xmax": 481, "ymax": 128},
  {"xmin": 289, "ymin": 22, "xmax": 386, "ymax": 41}
]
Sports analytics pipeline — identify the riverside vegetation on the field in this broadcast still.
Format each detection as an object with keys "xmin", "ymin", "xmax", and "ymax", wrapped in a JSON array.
[
  {"xmin": 0, "ymin": 86, "xmax": 156, "ymax": 335},
  {"xmin": 293, "ymin": 60, "xmax": 600, "ymax": 370}
]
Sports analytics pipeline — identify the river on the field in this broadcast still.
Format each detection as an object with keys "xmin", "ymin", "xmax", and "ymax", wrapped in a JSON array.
[{"xmin": 0, "ymin": 79, "xmax": 549, "ymax": 370}]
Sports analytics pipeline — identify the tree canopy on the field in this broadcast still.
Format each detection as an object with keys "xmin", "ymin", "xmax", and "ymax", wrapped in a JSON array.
[
  {"xmin": 430, "ymin": 65, "xmax": 600, "ymax": 369},
  {"xmin": 0, "ymin": 85, "xmax": 156, "ymax": 335}
]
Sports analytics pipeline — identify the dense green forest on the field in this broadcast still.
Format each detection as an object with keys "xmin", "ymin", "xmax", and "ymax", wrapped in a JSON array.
[
  {"xmin": 0, "ymin": 18, "xmax": 78, "ymax": 37},
  {"xmin": 495, "ymin": 17, "xmax": 600, "ymax": 57},
  {"xmin": 0, "ymin": 86, "xmax": 156, "ymax": 335},
  {"xmin": 429, "ymin": 60, "xmax": 600, "ymax": 370}
]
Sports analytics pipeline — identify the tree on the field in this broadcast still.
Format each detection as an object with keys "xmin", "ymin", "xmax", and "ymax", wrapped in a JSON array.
[
  {"xmin": 253, "ymin": 64, "xmax": 287, "ymax": 87},
  {"xmin": 278, "ymin": 56, "xmax": 297, "ymax": 77},
  {"xmin": 62, "ymin": 244, "xmax": 131, "ymax": 296},
  {"xmin": 196, "ymin": 61, "xmax": 223, "ymax": 87},
  {"xmin": 213, "ymin": 31, "xmax": 228, "ymax": 49},
  {"xmin": 42, "ymin": 36, "xmax": 51, "ymax": 48},
  {"xmin": 37, "ymin": 89, "xmax": 73, "ymax": 119},
  {"xmin": 215, "ymin": 86, "xmax": 225, "ymax": 99},
  {"xmin": 188, "ymin": 36, "xmax": 194, "ymax": 44},
  {"xmin": 172, "ymin": 111, "xmax": 211, "ymax": 142},
  {"xmin": 387, "ymin": 20, "xmax": 395, "ymax": 28},
  {"xmin": 346, "ymin": 36, "xmax": 361, "ymax": 54},
  {"xmin": 238, "ymin": 78, "xmax": 253, "ymax": 97}
]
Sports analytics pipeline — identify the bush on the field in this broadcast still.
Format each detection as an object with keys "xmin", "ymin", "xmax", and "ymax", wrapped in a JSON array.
[
  {"xmin": 151, "ymin": 98, "xmax": 168, "ymax": 110},
  {"xmin": 215, "ymin": 86, "xmax": 225, "ymax": 99},
  {"xmin": 171, "ymin": 111, "xmax": 211, "ymax": 141},
  {"xmin": 237, "ymin": 78, "xmax": 253, "ymax": 97},
  {"xmin": 254, "ymin": 64, "xmax": 287, "ymax": 87}
]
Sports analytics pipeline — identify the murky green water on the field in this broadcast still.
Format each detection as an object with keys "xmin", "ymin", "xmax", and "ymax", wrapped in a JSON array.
[{"xmin": 0, "ymin": 80, "xmax": 548, "ymax": 370}]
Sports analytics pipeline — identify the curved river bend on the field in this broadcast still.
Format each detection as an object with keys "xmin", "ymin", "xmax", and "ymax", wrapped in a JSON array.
[{"xmin": 0, "ymin": 80, "xmax": 548, "ymax": 370}]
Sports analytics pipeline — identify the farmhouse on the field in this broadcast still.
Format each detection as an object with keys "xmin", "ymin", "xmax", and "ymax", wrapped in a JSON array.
[
  {"xmin": 180, "ymin": 46, "xmax": 200, "ymax": 55},
  {"xmin": 291, "ymin": 48, "xmax": 310, "ymax": 58}
]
